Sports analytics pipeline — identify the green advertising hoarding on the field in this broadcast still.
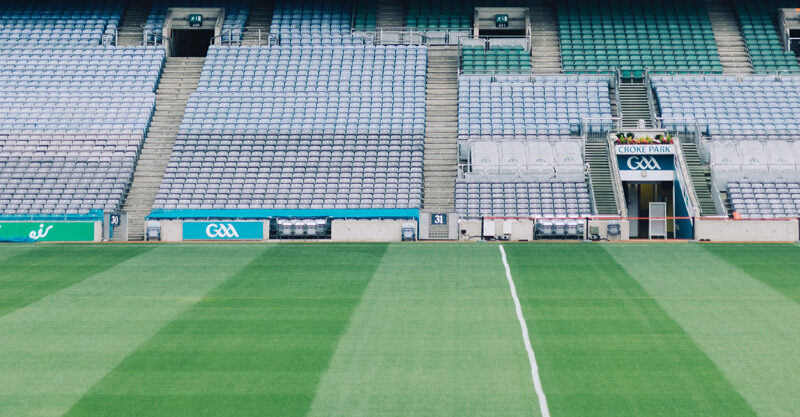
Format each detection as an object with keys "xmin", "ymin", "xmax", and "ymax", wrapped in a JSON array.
[{"xmin": 0, "ymin": 222, "xmax": 95, "ymax": 242}]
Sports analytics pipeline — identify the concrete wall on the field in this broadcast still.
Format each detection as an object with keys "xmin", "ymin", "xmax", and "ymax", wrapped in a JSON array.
[
  {"xmin": 331, "ymin": 219, "xmax": 413, "ymax": 242},
  {"xmin": 459, "ymin": 220, "xmax": 483, "ymax": 241},
  {"xmin": 93, "ymin": 221, "xmax": 103, "ymax": 242},
  {"xmin": 159, "ymin": 220, "xmax": 184, "ymax": 242},
  {"xmin": 695, "ymin": 218, "xmax": 798, "ymax": 242},
  {"xmin": 588, "ymin": 219, "xmax": 630, "ymax": 241}
]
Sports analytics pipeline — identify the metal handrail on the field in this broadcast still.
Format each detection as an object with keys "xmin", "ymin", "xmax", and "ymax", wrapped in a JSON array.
[
  {"xmin": 605, "ymin": 134, "xmax": 629, "ymax": 217},
  {"xmin": 143, "ymin": 29, "xmax": 171, "ymax": 47},
  {"xmin": 210, "ymin": 28, "xmax": 242, "ymax": 46},
  {"xmin": 585, "ymin": 155, "xmax": 600, "ymax": 216},
  {"xmin": 613, "ymin": 67, "xmax": 623, "ymax": 121},
  {"xmin": 101, "ymin": 28, "xmax": 117, "ymax": 46},
  {"xmin": 643, "ymin": 68, "xmax": 661, "ymax": 128},
  {"xmin": 672, "ymin": 135, "xmax": 701, "ymax": 218},
  {"xmin": 707, "ymin": 170, "xmax": 729, "ymax": 217},
  {"xmin": 457, "ymin": 162, "xmax": 579, "ymax": 175}
]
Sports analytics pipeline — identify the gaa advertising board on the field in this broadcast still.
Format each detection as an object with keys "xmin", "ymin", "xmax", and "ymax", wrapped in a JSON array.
[
  {"xmin": 0, "ymin": 222, "xmax": 95, "ymax": 242},
  {"xmin": 616, "ymin": 144, "xmax": 675, "ymax": 181},
  {"xmin": 182, "ymin": 221, "xmax": 264, "ymax": 240}
]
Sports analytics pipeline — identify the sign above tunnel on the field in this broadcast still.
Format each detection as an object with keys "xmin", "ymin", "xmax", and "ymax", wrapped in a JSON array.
[
  {"xmin": 617, "ymin": 154, "xmax": 676, "ymax": 181},
  {"xmin": 188, "ymin": 14, "xmax": 203, "ymax": 27},
  {"xmin": 615, "ymin": 144, "xmax": 675, "ymax": 155}
]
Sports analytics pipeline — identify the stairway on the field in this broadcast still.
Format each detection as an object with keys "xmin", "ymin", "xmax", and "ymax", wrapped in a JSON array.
[
  {"xmin": 585, "ymin": 141, "xmax": 620, "ymax": 215},
  {"xmin": 242, "ymin": 1, "xmax": 273, "ymax": 45},
  {"xmin": 422, "ymin": 46, "xmax": 459, "ymax": 212},
  {"xmin": 376, "ymin": 0, "xmax": 404, "ymax": 28},
  {"xmin": 609, "ymin": 82, "xmax": 620, "ymax": 119},
  {"xmin": 704, "ymin": 0, "xmax": 753, "ymax": 74},
  {"xmin": 619, "ymin": 81, "xmax": 653, "ymax": 129},
  {"xmin": 529, "ymin": 0, "xmax": 562, "ymax": 74},
  {"xmin": 118, "ymin": 57, "xmax": 204, "ymax": 240},
  {"xmin": 719, "ymin": 189, "xmax": 733, "ymax": 215},
  {"xmin": 680, "ymin": 141, "xmax": 721, "ymax": 216},
  {"xmin": 116, "ymin": 0, "xmax": 152, "ymax": 46}
]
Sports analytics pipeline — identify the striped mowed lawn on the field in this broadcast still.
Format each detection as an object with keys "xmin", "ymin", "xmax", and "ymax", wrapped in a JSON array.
[{"xmin": 0, "ymin": 242, "xmax": 797, "ymax": 416}]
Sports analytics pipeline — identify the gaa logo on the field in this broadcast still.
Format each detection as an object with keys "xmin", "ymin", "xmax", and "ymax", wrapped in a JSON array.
[
  {"xmin": 626, "ymin": 155, "xmax": 661, "ymax": 170},
  {"xmin": 205, "ymin": 223, "xmax": 240, "ymax": 238}
]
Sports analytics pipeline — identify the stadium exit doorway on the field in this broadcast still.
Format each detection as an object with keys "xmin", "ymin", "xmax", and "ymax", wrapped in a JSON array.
[
  {"xmin": 624, "ymin": 182, "xmax": 674, "ymax": 239},
  {"xmin": 172, "ymin": 29, "xmax": 213, "ymax": 57},
  {"xmin": 161, "ymin": 8, "xmax": 224, "ymax": 57}
]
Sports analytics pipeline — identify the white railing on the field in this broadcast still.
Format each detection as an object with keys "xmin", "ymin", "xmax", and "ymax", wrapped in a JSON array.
[
  {"xmin": 210, "ymin": 28, "xmax": 243, "ymax": 46},
  {"xmin": 101, "ymin": 28, "xmax": 117, "ymax": 46},
  {"xmin": 143, "ymin": 29, "xmax": 170, "ymax": 48},
  {"xmin": 643, "ymin": 69, "xmax": 661, "ymax": 128},
  {"xmin": 672, "ymin": 135, "xmax": 701, "ymax": 218},
  {"xmin": 605, "ymin": 134, "xmax": 629, "ymax": 217},
  {"xmin": 367, "ymin": 27, "xmax": 471, "ymax": 45}
]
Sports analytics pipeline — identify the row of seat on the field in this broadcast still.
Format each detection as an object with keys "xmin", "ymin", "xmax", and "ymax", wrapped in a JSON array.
[
  {"xmin": 728, "ymin": 181, "xmax": 800, "ymax": 218},
  {"xmin": 558, "ymin": 0, "xmax": 723, "ymax": 75},
  {"xmin": 461, "ymin": 46, "xmax": 531, "ymax": 75},
  {"xmin": 157, "ymin": 2, "xmax": 427, "ymax": 213},
  {"xmin": 0, "ymin": 0, "xmax": 120, "ymax": 45},
  {"xmin": 458, "ymin": 76, "xmax": 613, "ymax": 139},
  {"xmin": 456, "ymin": 181, "xmax": 593, "ymax": 219},
  {"xmin": 0, "ymin": 46, "xmax": 164, "ymax": 217},
  {"xmin": 733, "ymin": 0, "xmax": 800, "ymax": 73},
  {"xmin": 270, "ymin": 0, "xmax": 358, "ymax": 45},
  {"xmin": 653, "ymin": 75, "xmax": 800, "ymax": 135}
]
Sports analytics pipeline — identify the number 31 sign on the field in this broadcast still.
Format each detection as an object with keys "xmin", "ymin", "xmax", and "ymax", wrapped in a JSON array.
[{"xmin": 431, "ymin": 214, "xmax": 448, "ymax": 225}]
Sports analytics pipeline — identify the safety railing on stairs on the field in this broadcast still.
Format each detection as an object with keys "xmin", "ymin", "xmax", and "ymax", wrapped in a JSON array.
[
  {"xmin": 708, "ymin": 171, "xmax": 729, "ymax": 217},
  {"xmin": 605, "ymin": 134, "xmax": 629, "ymax": 217},
  {"xmin": 613, "ymin": 67, "xmax": 623, "ymax": 121},
  {"xmin": 643, "ymin": 69, "xmax": 660, "ymax": 128},
  {"xmin": 210, "ymin": 28, "xmax": 244, "ymax": 46},
  {"xmin": 101, "ymin": 28, "xmax": 117, "ymax": 46},
  {"xmin": 584, "ymin": 158, "xmax": 600, "ymax": 216},
  {"xmin": 672, "ymin": 135, "xmax": 702, "ymax": 218},
  {"xmin": 143, "ymin": 29, "xmax": 170, "ymax": 48}
]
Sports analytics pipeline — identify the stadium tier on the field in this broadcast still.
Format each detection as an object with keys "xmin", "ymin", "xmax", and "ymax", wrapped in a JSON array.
[
  {"xmin": 728, "ymin": 181, "xmax": 800, "ymax": 218},
  {"xmin": 460, "ymin": 45, "xmax": 531, "ymax": 75},
  {"xmin": 0, "ymin": 0, "xmax": 121, "ymax": 46},
  {"xmin": 145, "ymin": 0, "xmax": 250, "ymax": 42},
  {"xmin": 0, "ymin": 47, "xmax": 164, "ymax": 217},
  {"xmin": 733, "ymin": 0, "xmax": 800, "ymax": 73},
  {"xmin": 153, "ymin": 41, "xmax": 426, "ymax": 211},
  {"xmin": 455, "ymin": 180, "xmax": 591, "ymax": 237},
  {"xmin": 405, "ymin": 0, "xmax": 473, "ymax": 30},
  {"xmin": 558, "ymin": 0, "xmax": 723, "ymax": 77},
  {"xmin": 652, "ymin": 75, "xmax": 800, "ymax": 136},
  {"xmin": 1, "ymin": 0, "xmax": 800, "ymax": 240},
  {"xmin": 351, "ymin": 0, "xmax": 376, "ymax": 31},
  {"xmin": 456, "ymin": 180, "xmax": 592, "ymax": 218},
  {"xmin": 270, "ymin": 0, "xmax": 358, "ymax": 45},
  {"xmin": 458, "ymin": 75, "xmax": 613, "ymax": 140}
]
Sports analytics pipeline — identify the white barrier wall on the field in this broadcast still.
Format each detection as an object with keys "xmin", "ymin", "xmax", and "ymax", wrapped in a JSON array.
[
  {"xmin": 330, "ymin": 220, "xmax": 412, "ymax": 242},
  {"xmin": 695, "ymin": 218, "xmax": 798, "ymax": 242},
  {"xmin": 159, "ymin": 220, "xmax": 183, "ymax": 242}
]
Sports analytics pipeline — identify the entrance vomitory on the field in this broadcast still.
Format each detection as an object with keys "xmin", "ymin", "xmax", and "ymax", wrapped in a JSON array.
[{"xmin": 615, "ymin": 142, "xmax": 694, "ymax": 239}]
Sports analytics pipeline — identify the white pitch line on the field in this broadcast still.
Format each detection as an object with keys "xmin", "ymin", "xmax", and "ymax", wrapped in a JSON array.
[{"xmin": 499, "ymin": 245, "xmax": 551, "ymax": 417}]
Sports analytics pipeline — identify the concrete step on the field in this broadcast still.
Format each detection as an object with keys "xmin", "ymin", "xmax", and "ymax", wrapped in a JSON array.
[{"xmin": 120, "ymin": 56, "xmax": 203, "ymax": 240}]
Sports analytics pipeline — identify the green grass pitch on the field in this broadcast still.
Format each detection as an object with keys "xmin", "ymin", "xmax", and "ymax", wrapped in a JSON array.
[{"xmin": 0, "ymin": 242, "xmax": 798, "ymax": 416}]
